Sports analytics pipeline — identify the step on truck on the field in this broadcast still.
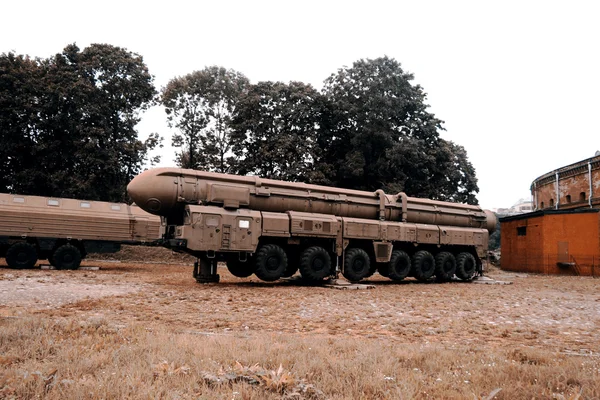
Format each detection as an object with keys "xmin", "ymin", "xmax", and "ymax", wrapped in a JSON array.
[
  {"xmin": 128, "ymin": 168, "xmax": 496, "ymax": 284},
  {"xmin": 0, "ymin": 193, "xmax": 160, "ymax": 270}
]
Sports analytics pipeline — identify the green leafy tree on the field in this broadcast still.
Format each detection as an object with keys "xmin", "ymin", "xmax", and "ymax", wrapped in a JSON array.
[
  {"xmin": 430, "ymin": 140, "xmax": 479, "ymax": 204},
  {"xmin": 230, "ymin": 81, "xmax": 325, "ymax": 182},
  {"xmin": 162, "ymin": 66, "xmax": 249, "ymax": 172},
  {"xmin": 320, "ymin": 56, "xmax": 479, "ymax": 204},
  {"xmin": 0, "ymin": 53, "xmax": 43, "ymax": 193},
  {"xmin": 386, "ymin": 138, "xmax": 479, "ymax": 203},
  {"xmin": 0, "ymin": 44, "xmax": 159, "ymax": 202}
]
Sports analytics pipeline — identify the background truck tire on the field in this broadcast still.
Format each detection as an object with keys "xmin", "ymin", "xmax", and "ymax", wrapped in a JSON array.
[
  {"xmin": 53, "ymin": 244, "xmax": 82, "ymax": 270},
  {"xmin": 6, "ymin": 242, "xmax": 38, "ymax": 269}
]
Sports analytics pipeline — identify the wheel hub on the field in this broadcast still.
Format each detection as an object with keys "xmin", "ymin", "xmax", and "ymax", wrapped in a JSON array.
[
  {"xmin": 444, "ymin": 260, "xmax": 453, "ymax": 272},
  {"xmin": 353, "ymin": 260, "xmax": 364, "ymax": 271},
  {"xmin": 266, "ymin": 256, "xmax": 279, "ymax": 271},
  {"xmin": 312, "ymin": 258, "xmax": 324, "ymax": 271}
]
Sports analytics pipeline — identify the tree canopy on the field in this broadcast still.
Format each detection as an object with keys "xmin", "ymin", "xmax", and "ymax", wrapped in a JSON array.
[
  {"xmin": 224, "ymin": 56, "xmax": 479, "ymax": 204},
  {"xmin": 319, "ymin": 56, "xmax": 478, "ymax": 203},
  {"xmin": 230, "ymin": 81, "xmax": 326, "ymax": 182},
  {"xmin": 2, "ymin": 48, "xmax": 480, "ymax": 205},
  {"xmin": 0, "ymin": 44, "xmax": 159, "ymax": 202},
  {"xmin": 161, "ymin": 66, "xmax": 249, "ymax": 172}
]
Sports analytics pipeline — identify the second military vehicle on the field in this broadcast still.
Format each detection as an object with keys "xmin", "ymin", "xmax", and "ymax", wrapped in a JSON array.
[{"xmin": 0, "ymin": 193, "xmax": 160, "ymax": 270}]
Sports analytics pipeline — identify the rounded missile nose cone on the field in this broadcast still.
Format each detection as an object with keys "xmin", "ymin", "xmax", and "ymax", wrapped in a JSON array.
[
  {"xmin": 127, "ymin": 168, "xmax": 179, "ymax": 216},
  {"xmin": 484, "ymin": 210, "xmax": 498, "ymax": 233}
]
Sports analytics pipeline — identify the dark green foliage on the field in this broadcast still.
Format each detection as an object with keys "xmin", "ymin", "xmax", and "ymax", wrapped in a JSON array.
[
  {"xmin": 0, "ymin": 44, "xmax": 159, "ymax": 202},
  {"xmin": 0, "ymin": 53, "xmax": 42, "ymax": 194},
  {"xmin": 230, "ymin": 81, "xmax": 326, "ymax": 182},
  {"xmin": 2, "ymin": 49, "xmax": 480, "ymax": 205},
  {"xmin": 221, "ymin": 56, "xmax": 479, "ymax": 203},
  {"xmin": 320, "ymin": 56, "xmax": 479, "ymax": 204},
  {"xmin": 161, "ymin": 66, "xmax": 249, "ymax": 172}
]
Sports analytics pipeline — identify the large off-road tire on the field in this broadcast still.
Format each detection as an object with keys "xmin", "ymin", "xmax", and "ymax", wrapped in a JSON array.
[
  {"xmin": 6, "ymin": 242, "xmax": 38, "ymax": 269},
  {"xmin": 53, "ymin": 244, "xmax": 82, "ymax": 270},
  {"xmin": 226, "ymin": 257, "xmax": 255, "ymax": 278},
  {"xmin": 387, "ymin": 250, "xmax": 411, "ymax": 281},
  {"xmin": 254, "ymin": 244, "xmax": 288, "ymax": 282},
  {"xmin": 455, "ymin": 252, "xmax": 477, "ymax": 281},
  {"xmin": 435, "ymin": 251, "xmax": 456, "ymax": 282},
  {"xmin": 411, "ymin": 250, "xmax": 435, "ymax": 282},
  {"xmin": 342, "ymin": 248, "xmax": 371, "ymax": 282},
  {"xmin": 299, "ymin": 246, "xmax": 332, "ymax": 282}
]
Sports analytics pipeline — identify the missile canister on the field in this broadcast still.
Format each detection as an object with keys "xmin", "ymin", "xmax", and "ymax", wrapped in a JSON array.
[{"xmin": 128, "ymin": 168, "xmax": 496, "ymax": 232}]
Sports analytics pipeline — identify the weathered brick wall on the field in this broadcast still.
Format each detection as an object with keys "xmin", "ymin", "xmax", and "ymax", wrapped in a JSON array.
[{"xmin": 531, "ymin": 156, "xmax": 600, "ymax": 210}]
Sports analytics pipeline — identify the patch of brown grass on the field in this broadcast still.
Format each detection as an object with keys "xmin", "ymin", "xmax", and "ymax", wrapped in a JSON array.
[
  {"xmin": 1, "ymin": 315, "xmax": 598, "ymax": 399},
  {"xmin": 3, "ymin": 253, "xmax": 600, "ymax": 398}
]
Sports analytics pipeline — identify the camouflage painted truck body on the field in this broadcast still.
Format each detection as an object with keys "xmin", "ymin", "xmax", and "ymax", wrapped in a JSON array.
[
  {"xmin": 0, "ymin": 193, "xmax": 160, "ymax": 269},
  {"xmin": 128, "ymin": 168, "xmax": 496, "ymax": 283}
]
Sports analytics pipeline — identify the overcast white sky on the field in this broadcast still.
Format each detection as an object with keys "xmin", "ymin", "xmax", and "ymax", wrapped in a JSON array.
[{"xmin": 2, "ymin": 0, "xmax": 599, "ymax": 209}]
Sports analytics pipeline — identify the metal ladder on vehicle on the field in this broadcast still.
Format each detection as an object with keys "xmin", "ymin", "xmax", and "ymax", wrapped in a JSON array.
[{"xmin": 221, "ymin": 225, "xmax": 231, "ymax": 249}]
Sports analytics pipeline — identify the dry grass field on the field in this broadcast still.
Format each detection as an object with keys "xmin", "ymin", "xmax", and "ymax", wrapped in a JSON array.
[{"xmin": 1, "ymin": 247, "xmax": 599, "ymax": 399}]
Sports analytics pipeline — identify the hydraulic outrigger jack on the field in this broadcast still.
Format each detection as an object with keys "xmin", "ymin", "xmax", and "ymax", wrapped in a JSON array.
[{"xmin": 193, "ymin": 257, "xmax": 220, "ymax": 284}]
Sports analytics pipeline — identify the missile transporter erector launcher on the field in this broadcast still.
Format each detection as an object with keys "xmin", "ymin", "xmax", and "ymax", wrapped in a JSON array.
[{"xmin": 128, "ymin": 168, "xmax": 496, "ymax": 283}]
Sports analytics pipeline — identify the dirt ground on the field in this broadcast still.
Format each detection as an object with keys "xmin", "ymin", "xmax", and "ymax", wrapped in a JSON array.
[{"xmin": 1, "ymin": 246, "xmax": 599, "ymax": 355}]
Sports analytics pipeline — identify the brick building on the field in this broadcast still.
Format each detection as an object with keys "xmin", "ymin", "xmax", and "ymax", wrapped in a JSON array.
[
  {"xmin": 531, "ymin": 154, "xmax": 600, "ymax": 210},
  {"xmin": 500, "ymin": 209, "xmax": 600, "ymax": 276},
  {"xmin": 500, "ymin": 155, "xmax": 600, "ymax": 275}
]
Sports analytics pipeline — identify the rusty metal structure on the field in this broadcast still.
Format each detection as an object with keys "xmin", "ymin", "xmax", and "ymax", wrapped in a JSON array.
[
  {"xmin": 128, "ymin": 168, "xmax": 497, "ymax": 283},
  {"xmin": 0, "ymin": 193, "xmax": 160, "ymax": 270}
]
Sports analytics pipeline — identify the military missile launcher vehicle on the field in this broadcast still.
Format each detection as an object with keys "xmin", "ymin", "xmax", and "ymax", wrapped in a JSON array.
[{"xmin": 128, "ymin": 168, "xmax": 496, "ymax": 283}]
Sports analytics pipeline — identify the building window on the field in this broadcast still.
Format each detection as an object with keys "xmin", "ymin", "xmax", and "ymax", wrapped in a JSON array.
[
  {"xmin": 47, "ymin": 199, "xmax": 59, "ymax": 206},
  {"xmin": 580, "ymin": 192, "xmax": 586, "ymax": 202},
  {"xmin": 566, "ymin": 195, "xmax": 571, "ymax": 203},
  {"xmin": 540, "ymin": 201, "xmax": 544, "ymax": 208},
  {"xmin": 80, "ymin": 202, "xmax": 91, "ymax": 208},
  {"xmin": 13, "ymin": 197, "xmax": 25, "ymax": 203},
  {"xmin": 517, "ymin": 226, "xmax": 527, "ymax": 236},
  {"xmin": 549, "ymin": 199, "xmax": 554, "ymax": 207}
]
